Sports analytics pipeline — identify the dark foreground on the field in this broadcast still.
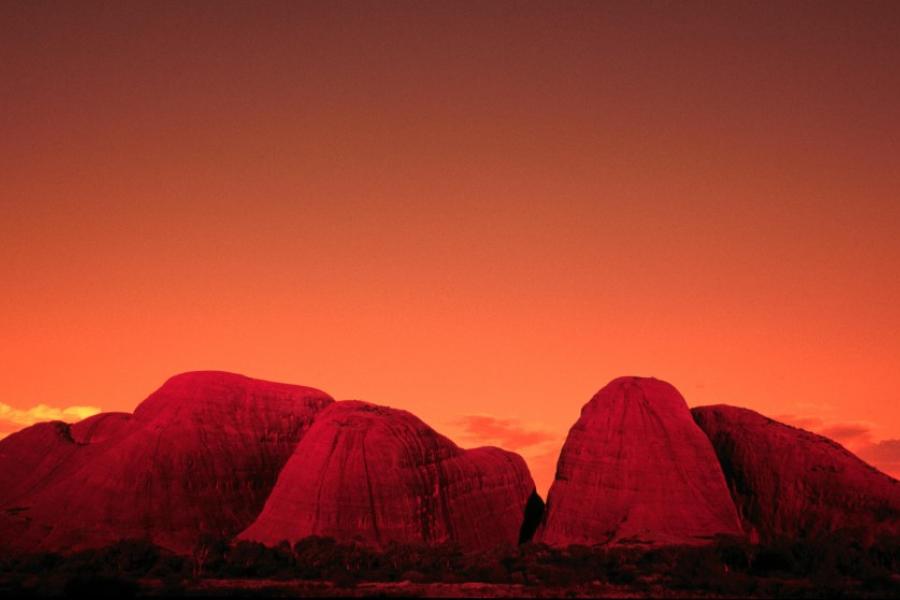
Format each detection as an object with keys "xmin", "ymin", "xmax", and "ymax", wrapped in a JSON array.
[{"xmin": 2, "ymin": 534, "xmax": 899, "ymax": 598}]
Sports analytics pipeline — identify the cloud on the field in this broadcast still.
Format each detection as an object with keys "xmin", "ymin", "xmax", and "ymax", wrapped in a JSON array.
[
  {"xmin": 818, "ymin": 423, "xmax": 874, "ymax": 447},
  {"xmin": 452, "ymin": 414, "xmax": 558, "ymax": 452},
  {"xmin": 857, "ymin": 439, "xmax": 900, "ymax": 479},
  {"xmin": 449, "ymin": 414, "xmax": 565, "ymax": 496},
  {"xmin": 776, "ymin": 413, "xmax": 899, "ymax": 479},
  {"xmin": 773, "ymin": 414, "xmax": 824, "ymax": 431},
  {"xmin": 0, "ymin": 402, "xmax": 102, "ymax": 439},
  {"xmin": 777, "ymin": 414, "xmax": 873, "ymax": 449},
  {"xmin": 859, "ymin": 439, "xmax": 900, "ymax": 462}
]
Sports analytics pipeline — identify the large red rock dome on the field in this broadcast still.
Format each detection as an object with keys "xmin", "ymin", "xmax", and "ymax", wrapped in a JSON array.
[
  {"xmin": 0, "ymin": 371, "xmax": 333, "ymax": 553},
  {"xmin": 239, "ymin": 400, "xmax": 538, "ymax": 551},
  {"xmin": 536, "ymin": 377, "xmax": 742, "ymax": 546},
  {"xmin": 692, "ymin": 405, "xmax": 900, "ymax": 542}
]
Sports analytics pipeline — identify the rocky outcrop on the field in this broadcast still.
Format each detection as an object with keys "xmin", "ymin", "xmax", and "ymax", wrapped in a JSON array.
[
  {"xmin": 239, "ymin": 401, "xmax": 538, "ymax": 551},
  {"xmin": 0, "ymin": 371, "xmax": 333, "ymax": 553},
  {"xmin": 0, "ymin": 421, "xmax": 95, "ymax": 508},
  {"xmin": 692, "ymin": 405, "xmax": 900, "ymax": 542},
  {"xmin": 537, "ymin": 377, "xmax": 742, "ymax": 546}
]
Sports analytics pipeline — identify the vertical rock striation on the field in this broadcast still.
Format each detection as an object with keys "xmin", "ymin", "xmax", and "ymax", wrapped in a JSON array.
[
  {"xmin": 0, "ymin": 371, "xmax": 333, "ymax": 553},
  {"xmin": 692, "ymin": 405, "xmax": 900, "ymax": 542},
  {"xmin": 537, "ymin": 377, "xmax": 742, "ymax": 546},
  {"xmin": 239, "ymin": 400, "xmax": 538, "ymax": 551}
]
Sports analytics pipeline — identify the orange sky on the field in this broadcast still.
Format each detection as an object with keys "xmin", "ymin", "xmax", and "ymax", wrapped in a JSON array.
[{"xmin": 2, "ymin": 1, "xmax": 899, "ymax": 494}]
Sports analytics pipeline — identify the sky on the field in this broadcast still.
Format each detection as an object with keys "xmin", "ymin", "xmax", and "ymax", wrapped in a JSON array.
[{"xmin": 1, "ymin": 1, "xmax": 899, "ymax": 494}]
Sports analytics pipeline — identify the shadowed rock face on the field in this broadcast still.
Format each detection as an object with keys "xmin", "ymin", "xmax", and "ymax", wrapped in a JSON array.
[
  {"xmin": 0, "ymin": 371, "xmax": 333, "ymax": 554},
  {"xmin": 239, "ymin": 401, "xmax": 537, "ymax": 551},
  {"xmin": 537, "ymin": 377, "xmax": 742, "ymax": 547},
  {"xmin": 692, "ymin": 405, "xmax": 900, "ymax": 542},
  {"xmin": 518, "ymin": 491, "xmax": 545, "ymax": 543},
  {"xmin": 0, "ymin": 421, "xmax": 109, "ymax": 508}
]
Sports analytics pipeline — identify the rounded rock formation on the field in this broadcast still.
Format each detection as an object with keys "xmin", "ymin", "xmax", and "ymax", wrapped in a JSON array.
[
  {"xmin": 0, "ymin": 371, "xmax": 333, "ymax": 554},
  {"xmin": 536, "ymin": 377, "xmax": 742, "ymax": 546},
  {"xmin": 239, "ymin": 400, "xmax": 538, "ymax": 551},
  {"xmin": 692, "ymin": 405, "xmax": 900, "ymax": 542}
]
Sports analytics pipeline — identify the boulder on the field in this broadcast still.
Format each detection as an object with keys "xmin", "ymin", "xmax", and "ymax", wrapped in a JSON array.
[
  {"xmin": 239, "ymin": 400, "xmax": 538, "ymax": 551},
  {"xmin": 692, "ymin": 405, "xmax": 900, "ymax": 541},
  {"xmin": 537, "ymin": 377, "xmax": 742, "ymax": 546},
  {"xmin": 0, "ymin": 371, "xmax": 333, "ymax": 553}
]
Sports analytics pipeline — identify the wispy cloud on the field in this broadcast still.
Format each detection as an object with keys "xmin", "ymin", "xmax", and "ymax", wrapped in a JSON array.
[
  {"xmin": 857, "ymin": 439, "xmax": 900, "ymax": 478},
  {"xmin": 450, "ymin": 414, "xmax": 564, "ymax": 496},
  {"xmin": 818, "ymin": 423, "xmax": 874, "ymax": 447},
  {"xmin": 776, "ymin": 414, "xmax": 899, "ymax": 479},
  {"xmin": 452, "ymin": 414, "xmax": 558, "ymax": 452},
  {"xmin": 0, "ymin": 402, "xmax": 102, "ymax": 439},
  {"xmin": 774, "ymin": 414, "xmax": 824, "ymax": 432},
  {"xmin": 777, "ymin": 415, "xmax": 876, "ymax": 451}
]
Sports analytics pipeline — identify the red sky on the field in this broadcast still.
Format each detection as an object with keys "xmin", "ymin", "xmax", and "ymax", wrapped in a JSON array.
[{"xmin": 2, "ymin": 1, "xmax": 899, "ymax": 493}]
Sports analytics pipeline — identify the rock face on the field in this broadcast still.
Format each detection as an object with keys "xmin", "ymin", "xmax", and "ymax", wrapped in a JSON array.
[
  {"xmin": 0, "ymin": 421, "xmax": 104, "ymax": 509},
  {"xmin": 0, "ymin": 371, "xmax": 333, "ymax": 553},
  {"xmin": 537, "ymin": 377, "xmax": 742, "ymax": 546},
  {"xmin": 240, "ymin": 401, "xmax": 538, "ymax": 551},
  {"xmin": 692, "ymin": 405, "xmax": 900, "ymax": 542}
]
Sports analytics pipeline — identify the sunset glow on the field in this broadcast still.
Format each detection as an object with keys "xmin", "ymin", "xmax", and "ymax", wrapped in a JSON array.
[{"xmin": 2, "ymin": 1, "xmax": 899, "ymax": 494}]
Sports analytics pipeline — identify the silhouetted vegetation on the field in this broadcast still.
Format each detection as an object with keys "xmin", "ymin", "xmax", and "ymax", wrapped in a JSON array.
[
  {"xmin": 0, "ymin": 539, "xmax": 187, "ymax": 596},
  {"xmin": 1, "ymin": 531, "xmax": 898, "ymax": 597}
]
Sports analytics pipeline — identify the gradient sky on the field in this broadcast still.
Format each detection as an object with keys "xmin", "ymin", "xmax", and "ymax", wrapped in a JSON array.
[{"xmin": 2, "ymin": 1, "xmax": 899, "ymax": 493}]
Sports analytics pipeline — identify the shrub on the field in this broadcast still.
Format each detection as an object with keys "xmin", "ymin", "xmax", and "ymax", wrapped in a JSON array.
[
  {"xmin": 63, "ymin": 573, "xmax": 139, "ymax": 598},
  {"xmin": 751, "ymin": 541, "xmax": 795, "ymax": 575}
]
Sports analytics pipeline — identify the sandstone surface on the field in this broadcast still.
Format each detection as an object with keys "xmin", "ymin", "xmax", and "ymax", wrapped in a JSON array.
[
  {"xmin": 537, "ymin": 377, "xmax": 742, "ymax": 546},
  {"xmin": 240, "ymin": 401, "xmax": 538, "ymax": 551},
  {"xmin": 0, "ymin": 371, "xmax": 333, "ymax": 553},
  {"xmin": 692, "ymin": 405, "xmax": 900, "ymax": 541}
]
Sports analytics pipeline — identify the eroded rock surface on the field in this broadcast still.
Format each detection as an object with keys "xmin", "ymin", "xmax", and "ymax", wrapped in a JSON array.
[
  {"xmin": 240, "ymin": 401, "xmax": 537, "ymax": 551},
  {"xmin": 537, "ymin": 377, "xmax": 742, "ymax": 546},
  {"xmin": 0, "ymin": 371, "xmax": 333, "ymax": 553},
  {"xmin": 693, "ymin": 405, "xmax": 900, "ymax": 542}
]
